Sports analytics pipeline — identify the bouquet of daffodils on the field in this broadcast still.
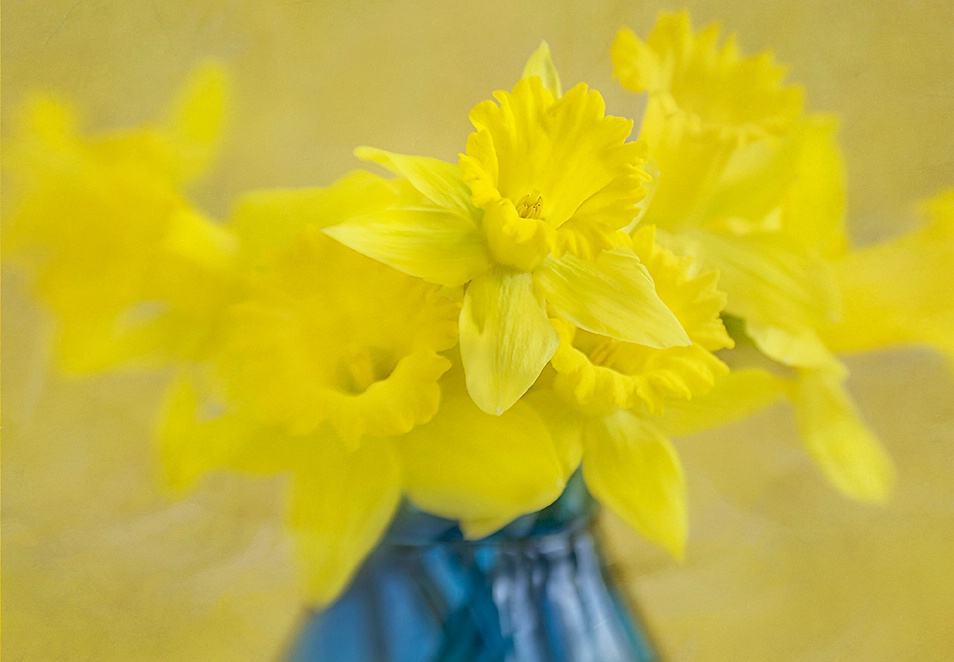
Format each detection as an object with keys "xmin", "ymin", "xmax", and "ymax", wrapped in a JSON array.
[{"xmin": 6, "ymin": 11, "xmax": 952, "ymax": 608}]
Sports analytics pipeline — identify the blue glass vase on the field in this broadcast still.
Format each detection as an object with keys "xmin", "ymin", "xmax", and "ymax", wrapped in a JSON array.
[{"xmin": 287, "ymin": 473, "xmax": 658, "ymax": 661}]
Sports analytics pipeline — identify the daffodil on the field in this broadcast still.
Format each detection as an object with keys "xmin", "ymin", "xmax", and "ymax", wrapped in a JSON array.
[
  {"xmin": 161, "ymin": 171, "xmax": 567, "ymax": 605},
  {"xmin": 4, "ymin": 65, "xmax": 236, "ymax": 371},
  {"xmin": 160, "ymin": 173, "xmax": 463, "ymax": 605},
  {"xmin": 530, "ymin": 225, "xmax": 734, "ymax": 556},
  {"xmin": 325, "ymin": 43, "xmax": 690, "ymax": 416},
  {"xmin": 612, "ymin": 11, "xmax": 897, "ymax": 502},
  {"xmin": 612, "ymin": 10, "xmax": 803, "ymax": 234}
]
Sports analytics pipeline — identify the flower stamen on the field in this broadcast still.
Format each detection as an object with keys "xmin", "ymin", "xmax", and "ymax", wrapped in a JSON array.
[
  {"xmin": 515, "ymin": 194, "xmax": 544, "ymax": 220},
  {"xmin": 588, "ymin": 338, "xmax": 620, "ymax": 368}
]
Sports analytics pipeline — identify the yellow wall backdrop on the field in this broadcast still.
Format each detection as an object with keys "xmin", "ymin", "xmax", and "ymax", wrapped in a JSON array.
[{"xmin": 3, "ymin": 1, "xmax": 953, "ymax": 659}]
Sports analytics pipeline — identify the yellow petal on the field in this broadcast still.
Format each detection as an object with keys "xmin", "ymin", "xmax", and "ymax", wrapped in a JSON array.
[
  {"xmin": 522, "ymin": 388, "xmax": 585, "ymax": 477},
  {"xmin": 745, "ymin": 322, "xmax": 840, "ymax": 371},
  {"xmin": 50, "ymin": 311, "xmax": 170, "ymax": 373},
  {"xmin": 536, "ymin": 249, "xmax": 690, "ymax": 348},
  {"xmin": 655, "ymin": 367, "xmax": 789, "ymax": 437},
  {"xmin": 162, "ymin": 62, "xmax": 228, "ymax": 182},
  {"xmin": 700, "ymin": 115, "xmax": 848, "ymax": 257},
  {"xmin": 521, "ymin": 41, "xmax": 563, "ymax": 97},
  {"xmin": 793, "ymin": 370, "xmax": 895, "ymax": 503},
  {"xmin": 820, "ymin": 189, "xmax": 954, "ymax": 366},
  {"xmin": 397, "ymin": 393, "xmax": 566, "ymax": 539},
  {"xmin": 777, "ymin": 116, "xmax": 848, "ymax": 256},
  {"xmin": 162, "ymin": 207, "xmax": 238, "ymax": 273},
  {"xmin": 323, "ymin": 207, "xmax": 491, "ymax": 287},
  {"xmin": 582, "ymin": 411, "xmax": 687, "ymax": 557},
  {"xmin": 459, "ymin": 267, "xmax": 559, "ymax": 415},
  {"xmin": 355, "ymin": 146, "xmax": 477, "ymax": 218},
  {"xmin": 658, "ymin": 228, "xmax": 840, "ymax": 334},
  {"xmin": 288, "ymin": 437, "xmax": 401, "ymax": 606},
  {"xmin": 630, "ymin": 224, "xmax": 732, "ymax": 351},
  {"xmin": 230, "ymin": 170, "xmax": 403, "ymax": 258},
  {"xmin": 157, "ymin": 372, "xmax": 297, "ymax": 490}
]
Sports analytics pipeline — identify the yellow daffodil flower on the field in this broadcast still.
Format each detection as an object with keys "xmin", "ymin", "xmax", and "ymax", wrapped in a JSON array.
[
  {"xmin": 612, "ymin": 11, "xmax": 898, "ymax": 503},
  {"xmin": 159, "ymin": 172, "xmax": 467, "ymax": 605},
  {"xmin": 4, "ymin": 66, "xmax": 236, "ymax": 371},
  {"xmin": 161, "ymin": 171, "xmax": 568, "ymax": 605},
  {"xmin": 325, "ymin": 43, "xmax": 690, "ymax": 417},
  {"xmin": 531, "ymin": 226, "xmax": 734, "ymax": 557}
]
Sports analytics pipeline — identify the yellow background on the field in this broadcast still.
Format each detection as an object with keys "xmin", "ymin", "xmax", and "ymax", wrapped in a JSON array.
[{"xmin": 3, "ymin": 0, "xmax": 953, "ymax": 659}]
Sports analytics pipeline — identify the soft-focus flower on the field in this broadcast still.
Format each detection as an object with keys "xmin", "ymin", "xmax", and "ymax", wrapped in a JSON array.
[
  {"xmin": 820, "ymin": 189, "xmax": 954, "ymax": 367},
  {"xmin": 532, "ymin": 226, "xmax": 733, "ymax": 556},
  {"xmin": 612, "ymin": 11, "xmax": 898, "ymax": 502},
  {"xmin": 612, "ymin": 10, "xmax": 803, "ymax": 233},
  {"xmin": 160, "ymin": 173, "xmax": 468, "ymax": 605},
  {"xmin": 325, "ymin": 43, "xmax": 689, "ymax": 416},
  {"xmin": 4, "ymin": 66, "xmax": 236, "ymax": 371}
]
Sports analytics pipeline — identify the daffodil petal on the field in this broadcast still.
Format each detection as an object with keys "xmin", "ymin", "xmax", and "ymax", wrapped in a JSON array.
[
  {"xmin": 355, "ymin": 146, "xmax": 476, "ymax": 217},
  {"xmin": 157, "ymin": 372, "xmax": 305, "ymax": 490},
  {"xmin": 536, "ymin": 250, "xmax": 690, "ymax": 348},
  {"xmin": 231, "ymin": 170, "xmax": 401, "ymax": 258},
  {"xmin": 459, "ymin": 267, "xmax": 559, "ymax": 415},
  {"xmin": 521, "ymin": 41, "xmax": 563, "ymax": 97},
  {"xmin": 323, "ymin": 207, "xmax": 491, "ymax": 287},
  {"xmin": 397, "ymin": 393, "xmax": 565, "ymax": 539},
  {"xmin": 746, "ymin": 322, "xmax": 840, "ymax": 371},
  {"xmin": 288, "ymin": 437, "xmax": 401, "ymax": 606},
  {"xmin": 583, "ymin": 411, "xmax": 687, "ymax": 558},
  {"xmin": 820, "ymin": 189, "xmax": 954, "ymax": 367},
  {"xmin": 655, "ymin": 367, "xmax": 789, "ymax": 437},
  {"xmin": 162, "ymin": 63, "xmax": 228, "ymax": 182},
  {"xmin": 522, "ymin": 388, "xmax": 585, "ymax": 477},
  {"xmin": 776, "ymin": 116, "xmax": 848, "ymax": 255},
  {"xmin": 793, "ymin": 370, "xmax": 895, "ymax": 503},
  {"xmin": 658, "ymin": 228, "xmax": 840, "ymax": 333}
]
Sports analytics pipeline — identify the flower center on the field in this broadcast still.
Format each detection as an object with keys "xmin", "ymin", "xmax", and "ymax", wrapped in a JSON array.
[
  {"xmin": 586, "ymin": 337, "xmax": 621, "ymax": 369},
  {"xmin": 336, "ymin": 345, "xmax": 397, "ymax": 395},
  {"xmin": 515, "ymin": 193, "xmax": 544, "ymax": 220}
]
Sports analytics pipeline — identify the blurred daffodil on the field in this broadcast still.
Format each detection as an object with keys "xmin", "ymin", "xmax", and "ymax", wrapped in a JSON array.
[
  {"xmin": 160, "ymin": 172, "xmax": 467, "ymax": 605},
  {"xmin": 612, "ymin": 11, "xmax": 900, "ymax": 502},
  {"xmin": 4, "ymin": 65, "xmax": 236, "ymax": 371},
  {"xmin": 326, "ymin": 43, "xmax": 689, "ymax": 416}
]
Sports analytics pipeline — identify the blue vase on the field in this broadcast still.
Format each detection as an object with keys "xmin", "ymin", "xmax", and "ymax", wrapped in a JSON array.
[{"xmin": 287, "ymin": 473, "xmax": 658, "ymax": 661}]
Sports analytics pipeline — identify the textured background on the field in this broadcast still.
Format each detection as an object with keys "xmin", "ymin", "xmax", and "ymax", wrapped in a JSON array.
[{"xmin": 3, "ymin": 1, "xmax": 954, "ymax": 659}]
